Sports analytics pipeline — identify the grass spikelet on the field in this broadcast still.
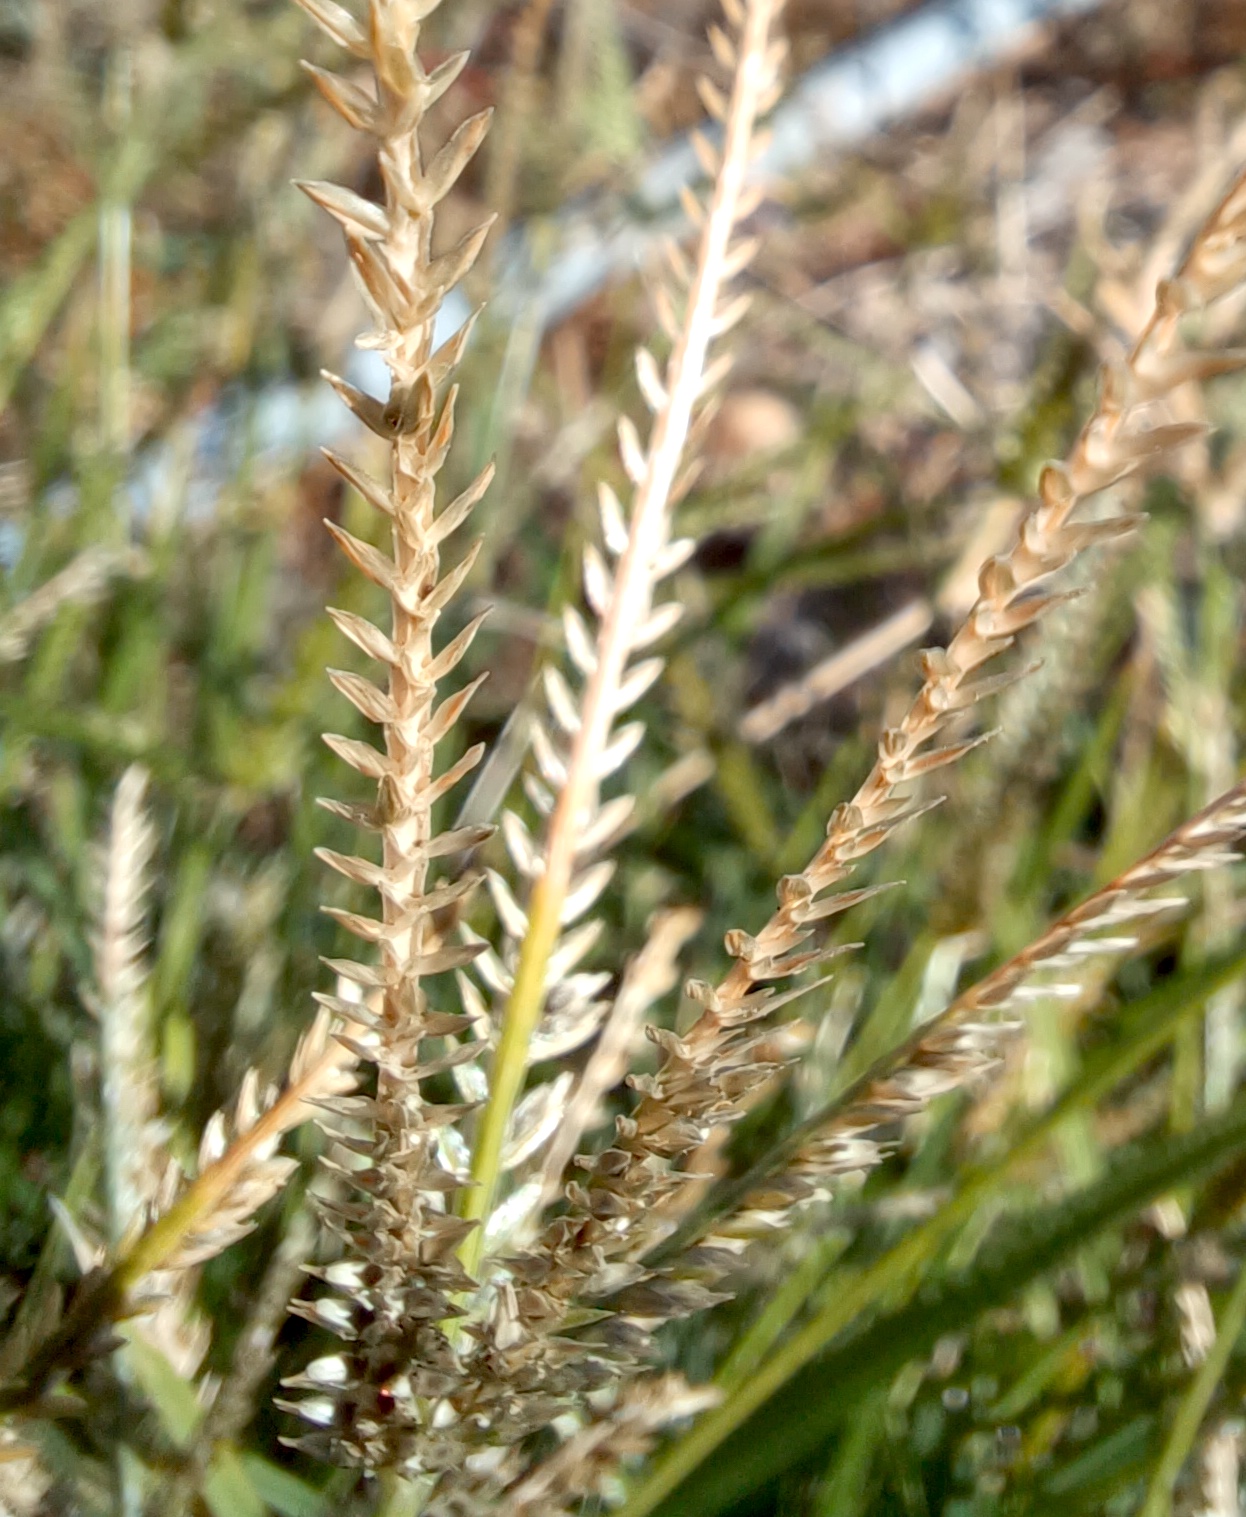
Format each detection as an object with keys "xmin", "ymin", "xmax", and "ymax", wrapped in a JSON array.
[
  {"xmin": 92, "ymin": 765, "xmax": 160, "ymax": 1248},
  {"xmin": 462, "ymin": 0, "xmax": 787, "ymax": 1276},
  {"xmin": 91, "ymin": 767, "xmax": 210, "ymax": 1380}
]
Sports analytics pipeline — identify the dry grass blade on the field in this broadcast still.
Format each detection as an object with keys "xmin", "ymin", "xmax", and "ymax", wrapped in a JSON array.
[{"xmin": 0, "ymin": 547, "xmax": 148, "ymax": 665}]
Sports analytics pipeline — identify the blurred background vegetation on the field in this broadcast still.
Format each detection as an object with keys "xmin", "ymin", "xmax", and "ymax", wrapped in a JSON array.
[{"xmin": 8, "ymin": 0, "xmax": 1246, "ymax": 1512}]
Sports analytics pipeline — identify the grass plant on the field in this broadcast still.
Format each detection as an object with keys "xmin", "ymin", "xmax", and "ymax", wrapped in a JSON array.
[{"xmin": 5, "ymin": 1, "xmax": 1246, "ymax": 1514}]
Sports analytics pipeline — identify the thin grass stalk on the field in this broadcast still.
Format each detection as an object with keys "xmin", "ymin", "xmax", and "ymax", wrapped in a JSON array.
[{"xmin": 1140, "ymin": 1257, "xmax": 1246, "ymax": 1517}]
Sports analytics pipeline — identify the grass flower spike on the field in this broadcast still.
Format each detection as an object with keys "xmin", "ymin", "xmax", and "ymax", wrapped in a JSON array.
[{"xmin": 285, "ymin": 0, "xmax": 502, "ymax": 1478}]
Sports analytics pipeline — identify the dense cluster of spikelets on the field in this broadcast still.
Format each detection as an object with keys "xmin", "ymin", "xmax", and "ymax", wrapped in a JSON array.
[
  {"xmin": 271, "ymin": 1, "xmax": 1246, "ymax": 1503},
  {"xmin": 10, "ymin": 1, "xmax": 1246, "ymax": 1512},
  {"xmin": 274, "ymin": 0, "xmax": 791, "ymax": 1500}
]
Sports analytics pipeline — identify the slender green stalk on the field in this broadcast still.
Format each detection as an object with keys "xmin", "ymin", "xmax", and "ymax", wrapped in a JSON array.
[
  {"xmin": 1140, "ymin": 1259, "xmax": 1246, "ymax": 1517},
  {"xmin": 459, "ymin": 877, "xmax": 561, "ymax": 1275}
]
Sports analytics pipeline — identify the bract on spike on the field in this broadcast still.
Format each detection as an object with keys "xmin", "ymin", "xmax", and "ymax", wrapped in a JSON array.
[
  {"xmin": 291, "ymin": 0, "xmax": 369, "ymax": 55},
  {"xmin": 635, "ymin": 347, "xmax": 667, "ymax": 413},
  {"xmin": 430, "ymin": 462, "xmax": 494, "ymax": 546},
  {"xmin": 426, "ymin": 610, "xmax": 489, "ymax": 683},
  {"xmin": 695, "ymin": 76, "xmax": 728, "ymax": 122},
  {"xmin": 562, "ymin": 860, "xmax": 614, "ymax": 926},
  {"xmin": 679, "ymin": 183, "xmax": 706, "ymax": 229},
  {"xmin": 616, "ymin": 416, "xmax": 647, "ymax": 486},
  {"xmin": 421, "ymin": 742, "xmax": 486, "ymax": 807},
  {"xmin": 425, "ymin": 218, "xmax": 495, "ymax": 304},
  {"xmin": 530, "ymin": 720, "xmax": 568, "ymax": 789},
  {"xmin": 326, "ymin": 607, "xmax": 398, "ymax": 667},
  {"xmin": 543, "ymin": 664, "xmax": 582, "ymax": 737},
  {"xmin": 597, "ymin": 483, "xmax": 629, "ymax": 557},
  {"xmin": 597, "ymin": 721, "xmax": 645, "ymax": 780},
  {"xmin": 321, "ymin": 449, "xmax": 394, "ymax": 517},
  {"xmin": 664, "ymin": 239, "xmax": 694, "ymax": 287},
  {"xmin": 426, "ymin": 308, "xmax": 481, "ymax": 396},
  {"xmin": 322, "ymin": 733, "xmax": 393, "ymax": 781},
  {"xmin": 423, "ymin": 110, "xmax": 494, "ymax": 209},
  {"xmin": 614, "ymin": 657, "xmax": 663, "ymax": 713},
  {"xmin": 323, "ymin": 520, "xmax": 398, "ymax": 594},
  {"xmin": 425, "ymin": 48, "xmax": 470, "ymax": 107},
  {"xmin": 486, "ymin": 869, "xmax": 529, "ymax": 940},
  {"xmin": 302, "ymin": 61, "xmax": 378, "ymax": 132},
  {"xmin": 297, "ymin": 180, "xmax": 388, "ymax": 240},
  {"xmin": 563, "ymin": 605, "xmax": 598, "ymax": 677},
  {"xmin": 691, "ymin": 129, "xmax": 721, "ymax": 178},
  {"xmin": 422, "ymin": 537, "xmax": 484, "ymax": 617},
  {"xmin": 316, "ymin": 796, "xmax": 381, "ymax": 832},
  {"xmin": 425, "ymin": 672, "xmax": 489, "ymax": 746},
  {"xmin": 583, "ymin": 544, "xmax": 613, "ymax": 616},
  {"xmin": 707, "ymin": 22, "xmax": 736, "ymax": 67},
  {"xmin": 633, "ymin": 601, "xmax": 684, "ymax": 647},
  {"xmin": 328, "ymin": 668, "xmax": 397, "ymax": 725}
]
